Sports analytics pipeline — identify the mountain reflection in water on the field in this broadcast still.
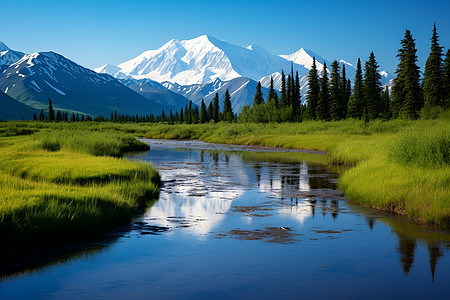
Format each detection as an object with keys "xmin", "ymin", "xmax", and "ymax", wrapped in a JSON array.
[{"xmin": 1, "ymin": 139, "xmax": 449, "ymax": 299}]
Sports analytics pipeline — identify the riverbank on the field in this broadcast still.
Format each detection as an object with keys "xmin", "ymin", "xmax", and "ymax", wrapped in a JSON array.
[
  {"xmin": 1, "ymin": 119, "xmax": 448, "ymax": 233},
  {"xmin": 0, "ymin": 124, "xmax": 160, "ymax": 245},
  {"xmin": 130, "ymin": 119, "xmax": 448, "ymax": 228}
]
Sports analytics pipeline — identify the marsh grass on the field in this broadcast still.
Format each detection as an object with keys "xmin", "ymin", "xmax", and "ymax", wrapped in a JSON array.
[
  {"xmin": 0, "ymin": 124, "xmax": 159, "ymax": 242},
  {"xmin": 128, "ymin": 118, "xmax": 449, "ymax": 227},
  {"xmin": 1, "ymin": 118, "xmax": 448, "ymax": 228}
]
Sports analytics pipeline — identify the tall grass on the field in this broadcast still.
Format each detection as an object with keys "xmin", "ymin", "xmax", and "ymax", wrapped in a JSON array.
[
  {"xmin": 129, "ymin": 118, "xmax": 449, "ymax": 227},
  {"xmin": 1, "ymin": 118, "xmax": 448, "ymax": 228},
  {"xmin": 0, "ymin": 125, "xmax": 159, "ymax": 243}
]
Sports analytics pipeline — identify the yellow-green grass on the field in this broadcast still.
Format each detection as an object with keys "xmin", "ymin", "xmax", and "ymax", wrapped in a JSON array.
[
  {"xmin": 0, "ymin": 126, "xmax": 160, "ymax": 242},
  {"xmin": 133, "ymin": 118, "xmax": 449, "ymax": 227},
  {"xmin": 1, "ymin": 118, "xmax": 448, "ymax": 228}
]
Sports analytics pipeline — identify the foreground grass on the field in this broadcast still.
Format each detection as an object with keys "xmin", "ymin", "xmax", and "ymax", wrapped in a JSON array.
[
  {"xmin": 1, "ymin": 119, "xmax": 448, "ymax": 228},
  {"xmin": 0, "ymin": 125, "xmax": 159, "ymax": 243}
]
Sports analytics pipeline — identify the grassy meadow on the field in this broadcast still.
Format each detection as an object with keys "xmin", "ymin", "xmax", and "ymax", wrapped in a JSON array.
[
  {"xmin": 0, "ymin": 123, "xmax": 160, "ymax": 243},
  {"xmin": 114, "ymin": 118, "xmax": 448, "ymax": 227},
  {"xmin": 0, "ymin": 117, "xmax": 448, "ymax": 241}
]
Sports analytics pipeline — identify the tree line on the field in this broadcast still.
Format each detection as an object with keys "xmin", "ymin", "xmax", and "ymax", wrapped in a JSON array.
[{"xmin": 29, "ymin": 24, "xmax": 448, "ymax": 124}]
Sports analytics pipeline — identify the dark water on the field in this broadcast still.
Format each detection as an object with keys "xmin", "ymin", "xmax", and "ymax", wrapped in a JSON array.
[{"xmin": 1, "ymin": 139, "xmax": 449, "ymax": 299}]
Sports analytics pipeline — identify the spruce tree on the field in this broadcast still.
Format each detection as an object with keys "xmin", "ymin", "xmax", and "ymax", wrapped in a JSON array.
[
  {"xmin": 443, "ymin": 50, "xmax": 450, "ymax": 109},
  {"xmin": 285, "ymin": 74, "xmax": 292, "ymax": 107},
  {"xmin": 200, "ymin": 99, "xmax": 207, "ymax": 123},
  {"xmin": 267, "ymin": 76, "xmax": 276, "ymax": 101},
  {"xmin": 363, "ymin": 52, "xmax": 383, "ymax": 120},
  {"xmin": 280, "ymin": 70, "xmax": 287, "ymax": 106},
  {"xmin": 179, "ymin": 108, "xmax": 184, "ymax": 123},
  {"xmin": 33, "ymin": 112, "xmax": 37, "ymax": 121},
  {"xmin": 213, "ymin": 93, "xmax": 220, "ymax": 122},
  {"xmin": 293, "ymin": 71, "xmax": 301, "ymax": 117},
  {"xmin": 306, "ymin": 57, "xmax": 320, "ymax": 119},
  {"xmin": 391, "ymin": 30, "xmax": 422, "ymax": 119},
  {"xmin": 381, "ymin": 85, "xmax": 391, "ymax": 118},
  {"xmin": 329, "ymin": 60, "xmax": 341, "ymax": 120},
  {"xmin": 423, "ymin": 23, "xmax": 444, "ymax": 113},
  {"xmin": 207, "ymin": 101, "xmax": 213, "ymax": 122},
  {"xmin": 340, "ymin": 64, "xmax": 349, "ymax": 119},
  {"xmin": 47, "ymin": 98, "xmax": 55, "ymax": 121},
  {"xmin": 317, "ymin": 62, "xmax": 330, "ymax": 121},
  {"xmin": 347, "ymin": 58, "xmax": 364, "ymax": 119},
  {"xmin": 222, "ymin": 89, "xmax": 234, "ymax": 122},
  {"xmin": 56, "ymin": 110, "xmax": 62, "ymax": 122},
  {"xmin": 253, "ymin": 81, "xmax": 264, "ymax": 106},
  {"xmin": 193, "ymin": 106, "xmax": 199, "ymax": 123}
]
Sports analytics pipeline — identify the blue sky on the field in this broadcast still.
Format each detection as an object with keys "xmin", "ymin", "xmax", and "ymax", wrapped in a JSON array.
[{"xmin": 2, "ymin": 0, "xmax": 449, "ymax": 74}]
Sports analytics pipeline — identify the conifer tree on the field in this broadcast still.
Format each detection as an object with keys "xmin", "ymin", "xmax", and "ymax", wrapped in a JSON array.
[
  {"xmin": 443, "ymin": 50, "xmax": 450, "ymax": 109},
  {"xmin": 285, "ymin": 74, "xmax": 292, "ymax": 107},
  {"xmin": 207, "ymin": 101, "xmax": 213, "ymax": 121},
  {"xmin": 346, "ymin": 79, "xmax": 352, "ymax": 107},
  {"xmin": 381, "ymin": 85, "xmax": 391, "ymax": 118},
  {"xmin": 340, "ymin": 64, "xmax": 349, "ymax": 119},
  {"xmin": 193, "ymin": 106, "xmax": 199, "ymax": 123},
  {"xmin": 56, "ymin": 110, "xmax": 62, "ymax": 122},
  {"xmin": 267, "ymin": 76, "xmax": 276, "ymax": 101},
  {"xmin": 213, "ymin": 93, "xmax": 220, "ymax": 122},
  {"xmin": 329, "ymin": 60, "xmax": 341, "ymax": 120},
  {"xmin": 423, "ymin": 23, "xmax": 444, "ymax": 113},
  {"xmin": 253, "ymin": 81, "xmax": 264, "ymax": 106},
  {"xmin": 306, "ymin": 57, "xmax": 320, "ymax": 119},
  {"xmin": 179, "ymin": 108, "xmax": 184, "ymax": 123},
  {"xmin": 293, "ymin": 71, "xmax": 301, "ymax": 117},
  {"xmin": 363, "ymin": 52, "xmax": 383, "ymax": 120},
  {"xmin": 33, "ymin": 112, "xmax": 37, "ymax": 121},
  {"xmin": 200, "ymin": 99, "xmax": 207, "ymax": 123},
  {"xmin": 222, "ymin": 89, "xmax": 234, "ymax": 122},
  {"xmin": 317, "ymin": 62, "xmax": 330, "ymax": 121},
  {"xmin": 280, "ymin": 70, "xmax": 287, "ymax": 106},
  {"xmin": 347, "ymin": 58, "xmax": 363, "ymax": 118},
  {"xmin": 390, "ymin": 30, "xmax": 422, "ymax": 119},
  {"xmin": 47, "ymin": 98, "xmax": 55, "ymax": 121},
  {"xmin": 188, "ymin": 101, "xmax": 193, "ymax": 123}
]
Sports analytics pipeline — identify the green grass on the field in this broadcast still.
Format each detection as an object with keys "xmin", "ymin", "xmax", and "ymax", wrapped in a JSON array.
[
  {"xmin": 118, "ymin": 118, "xmax": 448, "ymax": 228},
  {"xmin": 1, "ymin": 118, "xmax": 448, "ymax": 230},
  {"xmin": 0, "ymin": 124, "xmax": 159, "ymax": 243}
]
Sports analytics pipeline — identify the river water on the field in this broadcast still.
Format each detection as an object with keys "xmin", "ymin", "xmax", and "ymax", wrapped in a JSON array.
[{"xmin": 1, "ymin": 139, "xmax": 449, "ymax": 299}]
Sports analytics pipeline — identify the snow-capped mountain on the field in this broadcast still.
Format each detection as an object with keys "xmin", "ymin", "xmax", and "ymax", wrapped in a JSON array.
[
  {"xmin": 0, "ymin": 42, "xmax": 25, "ymax": 72},
  {"xmin": 162, "ymin": 77, "xmax": 270, "ymax": 113},
  {"xmin": 97, "ymin": 35, "xmax": 308, "ymax": 86},
  {"xmin": 96, "ymin": 35, "xmax": 394, "ymax": 109},
  {"xmin": 0, "ymin": 49, "xmax": 167, "ymax": 117}
]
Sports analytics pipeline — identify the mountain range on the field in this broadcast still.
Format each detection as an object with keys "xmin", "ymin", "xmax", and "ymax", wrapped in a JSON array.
[
  {"xmin": 97, "ymin": 35, "xmax": 394, "ymax": 112},
  {"xmin": 1, "ymin": 35, "xmax": 394, "ymax": 120},
  {"xmin": 0, "ymin": 42, "xmax": 190, "ymax": 120}
]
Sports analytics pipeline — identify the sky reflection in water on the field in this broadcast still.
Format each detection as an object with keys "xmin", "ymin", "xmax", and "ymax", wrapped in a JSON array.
[{"xmin": 1, "ymin": 139, "xmax": 449, "ymax": 299}]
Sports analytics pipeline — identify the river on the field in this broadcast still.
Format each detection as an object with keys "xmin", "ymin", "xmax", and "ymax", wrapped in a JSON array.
[{"xmin": 1, "ymin": 139, "xmax": 449, "ymax": 299}]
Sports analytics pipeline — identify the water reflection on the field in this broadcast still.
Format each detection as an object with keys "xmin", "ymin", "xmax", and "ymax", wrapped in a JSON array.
[
  {"xmin": 131, "ymin": 140, "xmax": 449, "ymax": 281},
  {"xmin": 2, "ymin": 139, "xmax": 449, "ymax": 288}
]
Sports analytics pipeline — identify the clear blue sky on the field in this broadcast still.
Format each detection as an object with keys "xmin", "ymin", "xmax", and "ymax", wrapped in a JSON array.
[{"xmin": 2, "ymin": 0, "xmax": 449, "ymax": 74}]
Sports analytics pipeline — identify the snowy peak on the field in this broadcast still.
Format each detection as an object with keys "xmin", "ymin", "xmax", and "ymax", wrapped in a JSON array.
[
  {"xmin": 113, "ymin": 34, "xmax": 238, "ymax": 85},
  {"xmin": 97, "ymin": 35, "xmax": 307, "ymax": 86},
  {"xmin": 280, "ymin": 48, "xmax": 327, "ymax": 71}
]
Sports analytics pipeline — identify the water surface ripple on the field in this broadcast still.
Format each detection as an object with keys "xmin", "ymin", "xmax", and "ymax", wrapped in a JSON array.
[{"xmin": 1, "ymin": 139, "xmax": 449, "ymax": 299}]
